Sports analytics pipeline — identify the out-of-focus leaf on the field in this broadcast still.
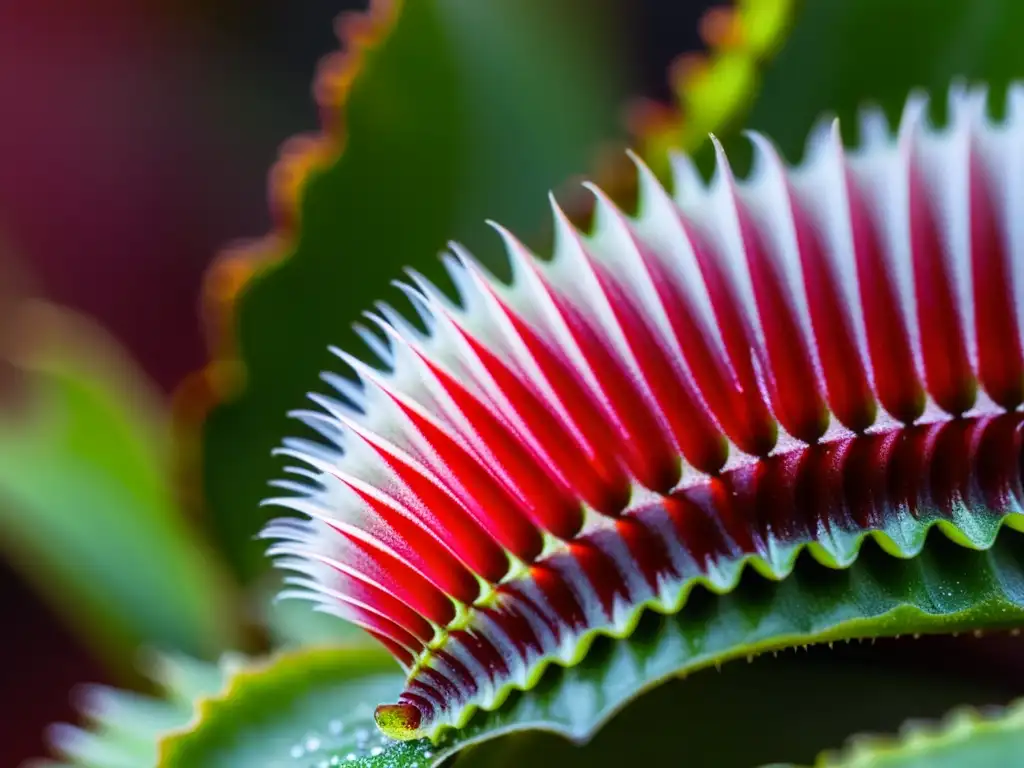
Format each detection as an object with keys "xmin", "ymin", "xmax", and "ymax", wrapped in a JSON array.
[
  {"xmin": 37, "ymin": 652, "xmax": 229, "ymax": 768},
  {"xmin": 192, "ymin": 0, "xmax": 628, "ymax": 581},
  {"xmin": 39, "ymin": 648, "xmax": 403, "ymax": 768},
  {"xmin": 636, "ymin": 0, "xmax": 796, "ymax": 175},
  {"xmin": 159, "ymin": 647, "xmax": 406, "ymax": 767},
  {"xmin": 786, "ymin": 696, "xmax": 1024, "ymax": 767},
  {"xmin": 727, "ymin": 0, "xmax": 1024, "ymax": 170},
  {"xmin": 0, "ymin": 301, "xmax": 237, "ymax": 667}
]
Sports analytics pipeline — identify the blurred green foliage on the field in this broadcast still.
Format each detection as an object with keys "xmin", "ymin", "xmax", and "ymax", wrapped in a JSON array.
[
  {"xmin": 807, "ymin": 697, "xmax": 1024, "ymax": 768},
  {"xmin": 44, "ymin": 653, "xmax": 229, "ymax": 767},
  {"xmin": 720, "ymin": 0, "xmax": 1024, "ymax": 170},
  {"xmin": 0, "ymin": 303, "xmax": 236, "ymax": 670},
  {"xmin": 640, "ymin": 0, "xmax": 795, "ymax": 175}
]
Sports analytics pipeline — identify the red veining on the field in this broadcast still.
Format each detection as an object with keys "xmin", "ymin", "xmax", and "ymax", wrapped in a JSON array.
[
  {"xmin": 971, "ymin": 149, "xmax": 1024, "ymax": 409},
  {"xmin": 263, "ymin": 87, "xmax": 1024, "ymax": 737},
  {"xmin": 790, "ymin": 191, "xmax": 876, "ymax": 432},
  {"xmin": 384, "ymin": 413, "xmax": 1023, "ymax": 727},
  {"xmin": 909, "ymin": 159, "xmax": 976, "ymax": 415},
  {"xmin": 846, "ymin": 170, "xmax": 925, "ymax": 424}
]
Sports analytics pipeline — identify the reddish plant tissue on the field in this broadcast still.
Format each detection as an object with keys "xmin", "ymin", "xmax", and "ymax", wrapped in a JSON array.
[{"xmin": 264, "ymin": 86, "xmax": 1024, "ymax": 739}]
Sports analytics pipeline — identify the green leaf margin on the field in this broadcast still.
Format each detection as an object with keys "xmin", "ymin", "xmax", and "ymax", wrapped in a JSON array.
[{"xmin": 801, "ymin": 695, "xmax": 1024, "ymax": 767}]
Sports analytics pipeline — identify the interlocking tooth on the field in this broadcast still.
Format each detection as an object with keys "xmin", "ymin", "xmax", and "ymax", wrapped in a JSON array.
[{"xmin": 261, "ymin": 84, "xmax": 1024, "ymax": 741}]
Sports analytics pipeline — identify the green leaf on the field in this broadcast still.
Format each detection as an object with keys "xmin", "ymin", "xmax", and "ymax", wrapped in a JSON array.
[
  {"xmin": 799, "ymin": 696, "xmax": 1024, "ymax": 767},
  {"xmin": 159, "ymin": 647, "xmax": 409, "ymax": 767},
  {"xmin": 40, "ymin": 647, "xmax": 408, "ymax": 768},
  {"xmin": 0, "ymin": 302, "xmax": 237, "ymax": 666},
  {"xmin": 728, "ymin": 0, "xmax": 1024, "ymax": 169},
  {"xmin": 199, "ymin": 0, "xmax": 628, "ymax": 581},
  {"xmin": 163, "ymin": 531, "xmax": 1024, "ymax": 767},
  {"xmin": 41, "ymin": 653, "xmax": 227, "ymax": 768}
]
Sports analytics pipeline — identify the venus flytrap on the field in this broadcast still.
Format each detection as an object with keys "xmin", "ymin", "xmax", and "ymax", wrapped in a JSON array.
[{"xmin": 35, "ymin": 1, "xmax": 1024, "ymax": 765}]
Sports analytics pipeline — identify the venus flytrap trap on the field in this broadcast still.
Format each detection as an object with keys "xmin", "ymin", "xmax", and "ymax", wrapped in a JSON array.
[
  {"xmin": 33, "ymin": 1, "xmax": 1024, "ymax": 765},
  {"xmin": 260, "ymin": 82, "xmax": 1024, "ymax": 746},
  {"xmin": 37, "ymin": 82, "xmax": 1024, "ymax": 768},
  {"xmin": 37, "ymin": 81, "xmax": 1024, "ymax": 768}
]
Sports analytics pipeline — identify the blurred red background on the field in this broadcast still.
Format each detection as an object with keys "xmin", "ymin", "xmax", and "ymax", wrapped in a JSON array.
[{"xmin": 0, "ymin": 2, "xmax": 336, "ymax": 761}]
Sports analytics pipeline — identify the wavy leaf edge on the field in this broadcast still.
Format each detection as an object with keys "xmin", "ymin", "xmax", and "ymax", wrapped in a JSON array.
[
  {"xmin": 169, "ymin": 0, "xmax": 400, "ymax": 530},
  {"xmin": 166, "ymin": 528, "xmax": 1024, "ymax": 768},
  {"xmin": 807, "ymin": 695, "xmax": 1024, "ymax": 767},
  {"xmin": 40, "ymin": 527, "xmax": 1024, "ymax": 768},
  {"xmin": 171, "ymin": 0, "xmax": 784, "ymax": 493}
]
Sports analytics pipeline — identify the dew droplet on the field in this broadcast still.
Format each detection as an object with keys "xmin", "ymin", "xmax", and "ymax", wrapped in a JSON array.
[
  {"xmin": 423, "ymin": 750, "xmax": 433, "ymax": 759},
  {"xmin": 370, "ymin": 746, "xmax": 384, "ymax": 757},
  {"xmin": 345, "ymin": 753, "xmax": 357, "ymax": 762}
]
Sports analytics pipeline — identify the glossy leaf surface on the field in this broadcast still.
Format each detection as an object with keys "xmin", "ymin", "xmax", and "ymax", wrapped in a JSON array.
[{"xmin": 160, "ymin": 648, "xmax": 407, "ymax": 767}]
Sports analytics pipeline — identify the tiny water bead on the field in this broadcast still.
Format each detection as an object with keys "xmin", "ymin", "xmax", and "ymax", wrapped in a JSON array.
[{"xmin": 286, "ymin": 712, "xmax": 413, "ymax": 768}]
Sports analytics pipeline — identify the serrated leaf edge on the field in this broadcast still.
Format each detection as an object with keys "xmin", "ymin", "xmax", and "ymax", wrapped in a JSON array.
[
  {"xmin": 408, "ymin": 513, "xmax": 1024, "ymax": 743},
  {"xmin": 156, "ymin": 645, "xmax": 401, "ymax": 765},
  {"xmin": 170, "ymin": 0, "xmax": 402, "ymax": 521},
  {"xmin": 811, "ymin": 696, "xmax": 1024, "ymax": 767}
]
